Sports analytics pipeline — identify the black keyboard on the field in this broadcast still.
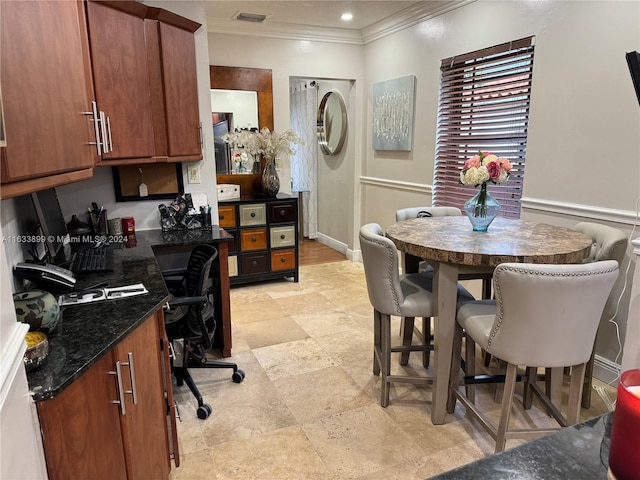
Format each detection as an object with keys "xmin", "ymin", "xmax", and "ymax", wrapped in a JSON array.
[{"xmin": 69, "ymin": 247, "xmax": 114, "ymax": 273}]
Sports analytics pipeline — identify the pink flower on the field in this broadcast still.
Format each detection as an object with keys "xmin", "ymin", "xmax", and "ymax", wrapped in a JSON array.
[
  {"xmin": 464, "ymin": 155, "xmax": 481, "ymax": 169},
  {"xmin": 486, "ymin": 161, "xmax": 501, "ymax": 180},
  {"xmin": 497, "ymin": 157, "xmax": 512, "ymax": 172}
]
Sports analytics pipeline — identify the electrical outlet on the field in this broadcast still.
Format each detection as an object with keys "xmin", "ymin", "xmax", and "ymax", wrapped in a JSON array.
[{"xmin": 188, "ymin": 164, "xmax": 201, "ymax": 184}]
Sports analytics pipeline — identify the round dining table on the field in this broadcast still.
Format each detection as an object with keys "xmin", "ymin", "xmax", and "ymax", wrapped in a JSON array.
[{"xmin": 385, "ymin": 216, "xmax": 593, "ymax": 425}]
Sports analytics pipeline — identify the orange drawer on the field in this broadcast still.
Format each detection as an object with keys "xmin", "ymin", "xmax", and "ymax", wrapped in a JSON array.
[
  {"xmin": 240, "ymin": 228, "xmax": 267, "ymax": 251},
  {"xmin": 218, "ymin": 205, "xmax": 236, "ymax": 228},
  {"xmin": 270, "ymin": 249, "xmax": 296, "ymax": 271}
]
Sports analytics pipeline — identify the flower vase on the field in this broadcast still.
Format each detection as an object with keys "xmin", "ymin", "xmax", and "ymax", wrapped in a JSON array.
[
  {"xmin": 262, "ymin": 159, "xmax": 280, "ymax": 197},
  {"xmin": 463, "ymin": 183, "xmax": 500, "ymax": 232}
]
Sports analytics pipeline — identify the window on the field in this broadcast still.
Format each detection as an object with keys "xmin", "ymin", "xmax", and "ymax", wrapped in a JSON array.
[{"xmin": 433, "ymin": 37, "xmax": 535, "ymax": 218}]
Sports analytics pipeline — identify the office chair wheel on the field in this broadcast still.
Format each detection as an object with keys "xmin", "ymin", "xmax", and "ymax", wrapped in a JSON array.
[
  {"xmin": 232, "ymin": 369, "xmax": 245, "ymax": 383},
  {"xmin": 197, "ymin": 403, "xmax": 212, "ymax": 420}
]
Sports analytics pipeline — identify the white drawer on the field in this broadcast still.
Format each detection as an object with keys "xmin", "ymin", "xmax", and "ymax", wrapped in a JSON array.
[
  {"xmin": 270, "ymin": 226, "xmax": 295, "ymax": 248},
  {"xmin": 228, "ymin": 256, "xmax": 238, "ymax": 277},
  {"xmin": 239, "ymin": 203, "xmax": 266, "ymax": 226}
]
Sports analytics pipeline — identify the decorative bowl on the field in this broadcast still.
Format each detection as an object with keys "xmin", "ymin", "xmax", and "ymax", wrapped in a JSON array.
[{"xmin": 13, "ymin": 289, "xmax": 61, "ymax": 334}]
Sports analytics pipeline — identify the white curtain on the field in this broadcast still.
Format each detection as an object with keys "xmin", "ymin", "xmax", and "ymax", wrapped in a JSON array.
[{"xmin": 290, "ymin": 81, "xmax": 318, "ymax": 239}]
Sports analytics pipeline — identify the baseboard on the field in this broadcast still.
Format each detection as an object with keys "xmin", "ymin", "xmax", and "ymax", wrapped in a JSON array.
[
  {"xmin": 315, "ymin": 233, "xmax": 361, "ymax": 262},
  {"xmin": 593, "ymin": 354, "xmax": 622, "ymax": 386}
]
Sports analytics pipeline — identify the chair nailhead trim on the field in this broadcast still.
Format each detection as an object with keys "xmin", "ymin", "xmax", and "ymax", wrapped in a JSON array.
[
  {"xmin": 486, "ymin": 264, "xmax": 619, "ymax": 351},
  {"xmin": 361, "ymin": 234, "xmax": 402, "ymax": 314}
]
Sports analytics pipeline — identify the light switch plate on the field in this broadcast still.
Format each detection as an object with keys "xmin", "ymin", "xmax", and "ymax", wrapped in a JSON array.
[{"xmin": 188, "ymin": 164, "xmax": 201, "ymax": 184}]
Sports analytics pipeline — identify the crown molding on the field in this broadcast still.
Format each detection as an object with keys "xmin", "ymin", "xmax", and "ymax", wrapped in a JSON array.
[
  {"xmin": 361, "ymin": 0, "xmax": 476, "ymax": 44},
  {"xmin": 207, "ymin": 1, "xmax": 477, "ymax": 45},
  {"xmin": 206, "ymin": 17, "xmax": 364, "ymax": 45}
]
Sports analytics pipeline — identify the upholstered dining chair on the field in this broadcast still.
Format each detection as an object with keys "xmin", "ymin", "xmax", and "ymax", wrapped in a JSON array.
[
  {"xmin": 359, "ymin": 223, "xmax": 474, "ymax": 407},
  {"xmin": 395, "ymin": 206, "xmax": 493, "ymax": 366},
  {"xmin": 571, "ymin": 222, "xmax": 628, "ymax": 408},
  {"xmin": 447, "ymin": 260, "xmax": 619, "ymax": 453}
]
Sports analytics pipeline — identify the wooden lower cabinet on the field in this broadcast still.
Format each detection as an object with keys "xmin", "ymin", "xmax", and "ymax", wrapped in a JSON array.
[{"xmin": 36, "ymin": 310, "xmax": 175, "ymax": 479}]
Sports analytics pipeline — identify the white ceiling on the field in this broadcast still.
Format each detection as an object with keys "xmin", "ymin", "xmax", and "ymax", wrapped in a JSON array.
[{"xmin": 205, "ymin": 1, "xmax": 424, "ymax": 31}]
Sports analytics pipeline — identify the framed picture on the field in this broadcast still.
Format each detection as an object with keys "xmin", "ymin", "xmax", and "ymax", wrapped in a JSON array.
[
  {"xmin": 372, "ymin": 75, "xmax": 416, "ymax": 151},
  {"xmin": 112, "ymin": 164, "xmax": 184, "ymax": 202}
]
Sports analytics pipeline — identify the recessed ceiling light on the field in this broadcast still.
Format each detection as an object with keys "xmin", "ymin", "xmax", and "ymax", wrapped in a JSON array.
[{"xmin": 341, "ymin": 12, "xmax": 353, "ymax": 22}]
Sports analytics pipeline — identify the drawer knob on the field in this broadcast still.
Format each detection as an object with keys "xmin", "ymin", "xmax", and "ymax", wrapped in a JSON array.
[
  {"xmin": 279, "ymin": 209, "xmax": 286, "ymax": 216},
  {"xmin": 280, "ymin": 234, "xmax": 286, "ymax": 240},
  {"xmin": 220, "ymin": 215, "xmax": 225, "ymax": 220},
  {"xmin": 251, "ymin": 212, "xmax": 256, "ymax": 217},
  {"xmin": 251, "ymin": 237, "xmax": 257, "ymax": 242},
  {"xmin": 251, "ymin": 261, "xmax": 257, "ymax": 267},
  {"xmin": 280, "ymin": 257, "xmax": 286, "ymax": 263}
]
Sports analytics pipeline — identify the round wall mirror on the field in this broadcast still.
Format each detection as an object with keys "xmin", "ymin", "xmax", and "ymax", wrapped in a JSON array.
[{"xmin": 317, "ymin": 91, "xmax": 347, "ymax": 155}]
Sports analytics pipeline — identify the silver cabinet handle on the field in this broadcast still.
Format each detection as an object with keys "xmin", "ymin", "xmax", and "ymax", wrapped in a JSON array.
[
  {"xmin": 109, "ymin": 361, "xmax": 126, "ymax": 415},
  {"xmin": 198, "ymin": 121, "xmax": 203, "ymax": 148},
  {"xmin": 122, "ymin": 352, "xmax": 138, "ymax": 405},
  {"xmin": 99, "ymin": 111, "xmax": 109, "ymax": 154},
  {"xmin": 84, "ymin": 101, "xmax": 102, "ymax": 155},
  {"xmin": 106, "ymin": 116, "xmax": 113, "ymax": 152}
]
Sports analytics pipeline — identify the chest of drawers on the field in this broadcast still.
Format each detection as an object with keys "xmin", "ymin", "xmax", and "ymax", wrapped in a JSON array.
[{"xmin": 218, "ymin": 195, "xmax": 299, "ymax": 285}]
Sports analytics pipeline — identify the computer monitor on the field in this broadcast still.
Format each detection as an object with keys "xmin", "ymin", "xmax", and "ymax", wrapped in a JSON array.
[{"xmin": 30, "ymin": 188, "xmax": 68, "ymax": 261}]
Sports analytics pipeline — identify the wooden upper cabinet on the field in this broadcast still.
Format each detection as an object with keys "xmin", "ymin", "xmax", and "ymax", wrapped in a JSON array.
[
  {"xmin": 86, "ymin": 1, "xmax": 202, "ymax": 164},
  {"xmin": 86, "ymin": 1, "xmax": 156, "ymax": 161},
  {"xmin": 0, "ymin": 0, "xmax": 97, "ymax": 195},
  {"xmin": 158, "ymin": 22, "xmax": 201, "ymax": 157}
]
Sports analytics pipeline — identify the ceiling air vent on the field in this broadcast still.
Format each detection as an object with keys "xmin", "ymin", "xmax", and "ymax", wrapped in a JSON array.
[{"xmin": 235, "ymin": 12, "xmax": 268, "ymax": 23}]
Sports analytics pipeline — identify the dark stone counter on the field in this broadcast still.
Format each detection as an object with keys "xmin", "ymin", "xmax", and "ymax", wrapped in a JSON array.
[
  {"xmin": 26, "ymin": 227, "xmax": 233, "ymax": 402},
  {"xmin": 430, "ymin": 413, "xmax": 613, "ymax": 479}
]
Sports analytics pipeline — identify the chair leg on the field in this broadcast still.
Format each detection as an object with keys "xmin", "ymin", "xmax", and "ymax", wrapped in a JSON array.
[
  {"xmin": 582, "ymin": 343, "xmax": 596, "ymax": 409},
  {"xmin": 400, "ymin": 316, "xmax": 415, "ymax": 366},
  {"xmin": 495, "ymin": 363, "xmax": 518, "ymax": 453},
  {"xmin": 380, "ymin": 313, "xmax": 392, "ymax": 407},
  {"xmin": 567, "ymin": 363, "xmax": 586, "ymax": 425},
  {"xmin": 447, "ymin": 321, "xmax": 464, "ymax": 413},
  {"xmin": 422, "ymin": 317, "xmax": 431, "ymax": 368},
  {"xmin": 522, "ymin": 366, "xmax": 537, "ymax": 410},
  {"xmin": 174, "ymin": 366, "xmax": 205, "ymax": 408},
  {"xmin": 464, "ymin": 334, "xmax": 476, "ymax": 404},
  {"xmin": 373, "ymin": 310, "xmax": 381, "ymax": 376}
]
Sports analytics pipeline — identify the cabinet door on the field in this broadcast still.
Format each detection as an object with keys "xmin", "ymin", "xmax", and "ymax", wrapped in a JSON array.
[
  {"xmin": 113, "ymin": 312, "xmax": 171, "ymax": 480},
  {"xmin": 0, "ymin": 0, "xmax": 97, "ymax": 184},
  {"xmin": 86, "ymin": 1, "xmax": 155, "ymax": 160},
  {"xmin": 158, "ymin": 22, "xmax": 201, "ymax": 157},
  {"xmin": 37, "ymin": 353, "xmax": 128, "ymax": 480}
]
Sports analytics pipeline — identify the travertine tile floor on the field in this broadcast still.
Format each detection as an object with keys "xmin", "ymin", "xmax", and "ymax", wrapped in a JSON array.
[{"xmin": 169, "ymin": 260, "xmax": 615, "ymax": 480}]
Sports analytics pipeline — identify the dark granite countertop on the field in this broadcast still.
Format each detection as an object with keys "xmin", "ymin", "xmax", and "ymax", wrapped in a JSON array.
[
  {"xmin": 429, "ymin": 413, "xmax": 613, "ymax": 479},
  {"xmin": 26, "ymin": 226, "xmax": 233, "ymax": 402}
]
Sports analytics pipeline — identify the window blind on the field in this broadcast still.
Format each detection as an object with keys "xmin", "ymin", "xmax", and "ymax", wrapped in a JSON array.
[{"xmin": 433, "ymin": 37, "xmax": 535, "ymax": 218}]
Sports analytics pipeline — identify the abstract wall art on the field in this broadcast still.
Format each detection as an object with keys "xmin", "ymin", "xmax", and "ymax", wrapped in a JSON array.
[{"xmin": 372, "ymin": 75, "xmax": 416, "ymax": 151}]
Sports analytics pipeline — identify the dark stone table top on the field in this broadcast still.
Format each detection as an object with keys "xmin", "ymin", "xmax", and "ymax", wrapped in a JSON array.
[
  {"xmin": 26, "ymin": 226, "xmax": 233, "ymax": 402},
  {"xmin": 386, "ymin": 217, "xmax": 592, "ymax": 267},
  {"xmin": 430, "ymin": 413, "xmax": 613, "ymax": 479}
]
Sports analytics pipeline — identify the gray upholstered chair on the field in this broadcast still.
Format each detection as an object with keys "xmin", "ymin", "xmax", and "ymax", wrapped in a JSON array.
[
  {"xmin": 572, "ymin": 222, "xmax": 628, "ymax": 408},
  {"xmin": 447, "ymin": 261, "xmax": 619, "ymax": 453},
  {"xmin": 359, "ymin": 223, "xmax": 474, "ymax": 407},
  {"xmin": 395, "ymin": 206, "xmax": 493, "ymax": 366}
]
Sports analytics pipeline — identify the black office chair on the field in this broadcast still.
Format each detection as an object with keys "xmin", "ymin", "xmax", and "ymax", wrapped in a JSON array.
[{"xmin": 163, "ymin": 244, "xmax": 245, "ymax": 420}]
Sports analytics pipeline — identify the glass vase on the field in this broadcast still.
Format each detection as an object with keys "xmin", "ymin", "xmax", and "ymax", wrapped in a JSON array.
[
  {"xmin": 261, "ymin": 159, "xmax": 280, "ymax": 197},
  {"xmin": 463, "ymin": 183, "xmax": 500, "ymax": 232}
]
